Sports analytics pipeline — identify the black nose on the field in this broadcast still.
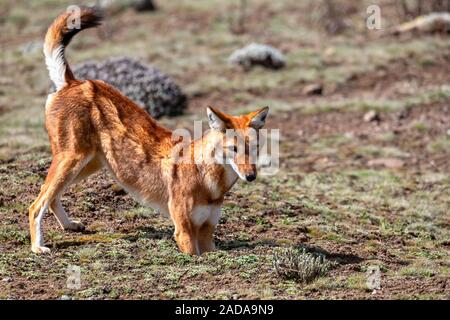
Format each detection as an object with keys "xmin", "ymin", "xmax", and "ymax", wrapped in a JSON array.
[{"xmin": 246, "ymin": 174, "xmax": 256, "ymax": 182}]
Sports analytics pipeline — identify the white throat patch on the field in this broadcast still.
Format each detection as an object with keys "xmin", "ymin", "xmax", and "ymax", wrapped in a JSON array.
[{"xmin": 229, "ymin": 159, "xmax": 246, "ymax": 181}]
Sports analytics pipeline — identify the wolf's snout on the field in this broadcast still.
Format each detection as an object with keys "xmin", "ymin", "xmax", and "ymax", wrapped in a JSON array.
[{"xmin": 245, "ymin": 173, "xmax": 256, "ymax": 182}]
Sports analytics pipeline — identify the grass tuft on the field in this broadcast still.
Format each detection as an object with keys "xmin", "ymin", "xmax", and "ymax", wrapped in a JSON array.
[{"xmin": 273, "ymin": 247, "xmax": 335, "ymax": 283}]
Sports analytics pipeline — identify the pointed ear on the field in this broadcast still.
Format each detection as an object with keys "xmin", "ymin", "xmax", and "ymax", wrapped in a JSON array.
[
  {"xmin": 248, "ymin": 106, "xmax": 269, "ymax": 129},
  {"xmin": 207, "ymin": 106, "xmax": 228, "ymax": 132}
]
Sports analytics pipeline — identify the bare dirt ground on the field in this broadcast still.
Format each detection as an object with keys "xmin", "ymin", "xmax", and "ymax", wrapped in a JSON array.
[{"xmin": 0, "ymin": 0, "xmax": 449, "ymax": 299}]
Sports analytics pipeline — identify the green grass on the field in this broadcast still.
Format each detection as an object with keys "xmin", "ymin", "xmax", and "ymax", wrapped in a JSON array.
[{"xmin": 0, "ymin": 0, "xmax": 449, "ymax": 300}]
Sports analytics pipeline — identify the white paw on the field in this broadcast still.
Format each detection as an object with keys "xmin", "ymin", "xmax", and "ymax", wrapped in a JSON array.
[
  {"xmin": 31, "ymin": 246, "xmax": 51, "ymax": 254},
  {"xmin": 65, "ymin": 220, "xmax": 85, "ymax": 232}
]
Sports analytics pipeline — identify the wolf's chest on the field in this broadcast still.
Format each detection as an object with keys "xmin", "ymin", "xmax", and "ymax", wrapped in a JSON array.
[{"xmin": 191, "ymin": 205, "xmax": 221, "ymax": 226}]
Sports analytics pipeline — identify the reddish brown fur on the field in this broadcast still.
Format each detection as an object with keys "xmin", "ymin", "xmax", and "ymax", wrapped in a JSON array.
[{"xmin": 30, "ymin": 10, "xmax": 268, "ymax": 255}]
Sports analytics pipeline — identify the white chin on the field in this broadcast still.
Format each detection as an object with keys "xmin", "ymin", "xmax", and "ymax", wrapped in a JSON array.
[{"xmin": 229, "ymin": 161, "xmax": 247, "ymax": 181}]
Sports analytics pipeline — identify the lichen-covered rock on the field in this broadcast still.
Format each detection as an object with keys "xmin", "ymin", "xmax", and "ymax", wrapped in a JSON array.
[
  {"xmin": 228, "ymin": 43, "xmax": 286, "ymax": 70},
  {"xmin": 72, "ymin": 57, "xmax": 187, "ymax": 118}
]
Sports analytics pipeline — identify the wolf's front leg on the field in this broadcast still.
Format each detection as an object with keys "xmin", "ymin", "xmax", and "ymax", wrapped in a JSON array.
[
  {"xmin": 169, "ymin": 198, "xmax": 199, "ymax": 255},
  {"xmin": 198, "ymin": 222, "xmax": 216, "ymax": 254}
]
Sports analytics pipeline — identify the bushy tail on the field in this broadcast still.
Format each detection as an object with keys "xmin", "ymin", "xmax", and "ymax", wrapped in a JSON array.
[{"xmin": 44, "ymin": 7, "xmax": 103, "ymax": 90}]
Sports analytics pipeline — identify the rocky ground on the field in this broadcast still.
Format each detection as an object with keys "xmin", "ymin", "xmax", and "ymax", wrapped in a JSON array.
[{"xmin": 0, "ymin": 0, "xmax": 449, "ymax": 299}]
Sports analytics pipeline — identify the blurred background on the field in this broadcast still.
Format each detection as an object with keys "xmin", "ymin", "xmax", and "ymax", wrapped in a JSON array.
[{"xmin": 0, "ymin": 0, "xmax": 449, "ymax": 299}]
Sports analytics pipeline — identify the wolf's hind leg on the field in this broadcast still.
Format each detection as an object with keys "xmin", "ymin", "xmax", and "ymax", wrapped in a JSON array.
[
  {"xmin": 49, "ymin": 156, "xmax": 102, "ymax": 231},
  {"xmin": 50, "ymin": 197, "xmax": 85, "ymax": 231},
  {"xmin": 29, "ymin": 153, "xmax": 93, "ymax": 253}
]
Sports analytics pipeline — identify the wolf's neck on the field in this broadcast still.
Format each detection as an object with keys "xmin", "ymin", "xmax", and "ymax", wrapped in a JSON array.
[{"xmin": 192, "ymin": 130, "xmax": 238, "ymax": 192}]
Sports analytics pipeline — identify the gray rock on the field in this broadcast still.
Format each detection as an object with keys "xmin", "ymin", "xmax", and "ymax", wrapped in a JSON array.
[
  {"xmin": 367, "ymin": 158, "xmax": 405, "ymax": 169},
  {"xmin": 71, "ymin": 57, "xmax": 187, "ymax": 119},
  {"xmin": 391, "ymin": 12, "xmax": 450, "ymax": 35},
  {"xmin": 363, "ymin": 110, "xmax": 380, "ymax": 122},
  {"xmin": 302, "ymin": 83, "xmax": 323, "ymax": 95},
  {"xmin": 229, "ymin": 43, "xmax": 286, "ymax": 71}
]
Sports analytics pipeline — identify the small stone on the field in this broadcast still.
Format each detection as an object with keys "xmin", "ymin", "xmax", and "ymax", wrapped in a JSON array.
[
  {"xmin": 315, "ymin": 157, "xmax": 329, "ymax": 164},
  {"xmin": 324, "ymin": 47, "xmax": 335, "ymax": 57},
  {"xmin": 102, "ymin": 286, "xmax": 112, "ymax": 294},
  {"xmin": 111, "ymin": 183, "xmax": 126, "ymax": 195},
  {"xmin": 367, "ymin": 158, "xmax": 405, "ymax": 169},
  {"xmin": 344, "ymin": 132, "xmax": 355, "ymax": 139},
  {"xmin": 364, "ymin": 110, "xmax": 380, "ymax": 122},
  {"xmin": 302, "ymin": 83, "xmax": 323, "ymax": 96},
  {"xmin": 229, "ymin": 43, "xmax": 286, "ymax": 70},
  {"xmin": 60, "ymin": 295, "xmax": 72, "ymax": 300},
  {"xmin": 2, "ymin": 277, "xmax": 12, "ymax": 283},
  {"xmin": 447, "ymin": 129, "xmax": 450, "ymax": 136}
]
